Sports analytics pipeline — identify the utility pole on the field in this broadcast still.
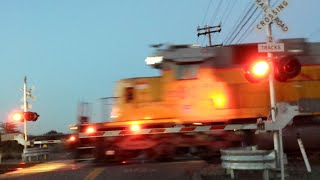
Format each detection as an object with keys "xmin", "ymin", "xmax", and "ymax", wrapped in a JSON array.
[{"xmin": 197, "ymin": 24, "xmax": 222, "ymax": 47}]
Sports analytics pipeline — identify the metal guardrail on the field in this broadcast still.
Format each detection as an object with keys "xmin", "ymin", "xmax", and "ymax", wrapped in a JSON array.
[
  {"xmin": 220, "ymin": 146, "xmax": 276, "ymax": 180},
  {"xmin": 22, "ymin": 147, "xmax": 49, "ymax": 162}
]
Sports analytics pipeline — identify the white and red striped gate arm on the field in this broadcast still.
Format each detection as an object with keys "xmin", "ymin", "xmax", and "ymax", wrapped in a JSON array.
[{"xmin": 79, "ymin": 124, "xmax": 257, "ymax": 138}]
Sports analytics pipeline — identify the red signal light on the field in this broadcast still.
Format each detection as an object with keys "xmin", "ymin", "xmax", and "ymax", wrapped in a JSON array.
[
  {"xmin": 23, "ymin": 112, "xmax": 40, "ymax": 121},
  {"xmin": 244, "ymin": 59, "xmax": 270, "ymax": 83},
  {"xmin": 274, "ymin": 56, "xmax": 301, "ymax": 82},
  {"xmin": 12, "ymin": 112, "xmax": 23, "ymax": 122},
  {"xmin": 251, "ymin": 61, "xmax": 270, "ymax": 77}
]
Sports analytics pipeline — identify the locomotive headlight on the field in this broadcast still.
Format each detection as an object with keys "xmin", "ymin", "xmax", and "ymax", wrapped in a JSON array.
[
  {"xmin": 130, "ymin": 122, "xmax": 141, "ymax": 132},
  {"xmin": 67, "ymin": 135, "xmax": 77, "ymax": 142},
  {"xmin": 85, "ymin": 126, "xmax": 96, "ymax": 135},
  {"xmin": 145, "ymin": 56, "xmax": 163, "ymax": 65},
  {"xmin": 211, "ymin": 94, "xmax": 227, "ymax": 109}
]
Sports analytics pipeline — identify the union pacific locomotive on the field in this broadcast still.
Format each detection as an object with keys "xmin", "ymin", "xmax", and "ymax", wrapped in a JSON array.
[{"xmin": 72, "ymin": 39, "xmax": 320, "ymax": 161}]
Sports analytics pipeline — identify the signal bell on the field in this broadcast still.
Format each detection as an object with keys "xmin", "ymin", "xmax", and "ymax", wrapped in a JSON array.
[
  {"xmin": 24, "ymin": 111, "xmax": 40, "ymax": 121},
  {"xmin": 274, "ymin": 56, "xmax": 301, "ymax": 82}
]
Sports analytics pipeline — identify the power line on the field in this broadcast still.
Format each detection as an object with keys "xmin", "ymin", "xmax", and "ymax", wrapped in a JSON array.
[
  {"xmin": 209, "ymin": 0, "xmax": 223, "ymax": 25},
  {"xmin": 201, "ymin": 0, "xmax": 223, "ymax": 47},
  {"xmin": 236, "ymin": 6, "xmax": 264, "ymax": 44},
  {"xmin": 236, "ymin": 0, "xmax": 281, "ymax": 44},
  {"xmin": 224, "ymin": 3, "xmax": 255, "ymax": 45},
  {"xmin": 217, "ymin": 0, "xmax": 238, "ymax": 44},
  {"xmin": 236, "ymin": 18, "xmax": 258, "ymax": 44},
  {"xmin": 197, "ymin": 0, "xmax": 213, "ymax": 45},
  {"xmin": 220, "ymin": 0, "xmax": 233, "ymax": 23},
  {"xmin": 226, "ymin": 3, "xmax": 256, "ymax": 45},
  {"xmin": 232, "ymin": 7, "xmax": 259, "ymax": 44},
  {"xmin": 228, "ymin": 6, "xmax": 257, "ymax": 45},
  {"xmin": 200, "ymin": 0, "xmax": 213, "ymax": 26},
  {"xmin": 222, "ymin": 1, "xmax": 253, "ymax": 45}
]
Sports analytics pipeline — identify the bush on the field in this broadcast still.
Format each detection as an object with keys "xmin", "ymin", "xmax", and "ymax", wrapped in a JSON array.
[{"xmin": 0, "ymin": 141, "xmax": 24, "ymax": 160}]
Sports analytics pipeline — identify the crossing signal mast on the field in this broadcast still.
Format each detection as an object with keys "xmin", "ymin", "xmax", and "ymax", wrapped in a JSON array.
[
  {"xmin": 253, "ymin": 0, "xmax": 291, "ymax": 179},
  {"xmin": 20, "ymin": 76, "xmax": 39, "ymax": 157}
]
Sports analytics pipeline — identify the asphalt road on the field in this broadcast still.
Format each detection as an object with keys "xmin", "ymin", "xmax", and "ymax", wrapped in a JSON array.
[
  {"xmin": 1, "ymin": 158, "xmax": 320, "ymax": 180},
  {"xmin": 0, "ymin": 159, "xmax": 214, "ymax": 180}
]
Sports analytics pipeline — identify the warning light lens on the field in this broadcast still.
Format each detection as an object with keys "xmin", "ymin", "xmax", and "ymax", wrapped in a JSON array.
[
  {"xmin": 12, "ymin": 112, "xmax": 23, "ymax": 122},
  {"xmin": 85, "ymin": 126, "xmax": 96, "ymax": 134},
  {"xmin": 251, "ymin": 60, "xmax": 270, "ymax": 77},
  {"xmin": 244, "ymin": 59, "xmax": 270, "ymax": 83},
  {"xmin": 274, "ymin": 56, "xmax": 301, "ymax": 82}
]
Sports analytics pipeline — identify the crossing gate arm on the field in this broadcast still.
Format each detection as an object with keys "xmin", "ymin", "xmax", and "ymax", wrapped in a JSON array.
[
  {"xmin": 258, "ymin": 99, "xmax": 320, "ymax": 131},
  {"xmin": 79, "ymin": 99, "xmax": 320, "ymax": 138},
  {"xmin": 79, "ymin": 124, "xmax": 259, "ymax": 138}
]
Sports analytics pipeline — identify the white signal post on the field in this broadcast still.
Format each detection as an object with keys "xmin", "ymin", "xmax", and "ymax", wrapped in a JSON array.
[
  {"xmin": 255, "ymin": 0, "xmax": 287, "ymax": 180},
  {"xmin": 23, "ymin": 76, "xmax": 28, "ymax": 158}
]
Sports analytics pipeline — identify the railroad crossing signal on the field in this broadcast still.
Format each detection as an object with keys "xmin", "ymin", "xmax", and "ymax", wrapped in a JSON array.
[
  {"xmin": 255, "ymin": 0, "xmax": 289, "ymax": 32},
  {"xmin": 243, "ymin": 56, "xmax": 301, "ymax": 83},
  {"xmin": 11, "ymin": 111, "xmax": 40, "ymax": 122}
]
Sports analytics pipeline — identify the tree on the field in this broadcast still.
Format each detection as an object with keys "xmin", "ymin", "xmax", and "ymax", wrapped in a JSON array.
[
  {"xmin": 0, "ymin": 121, "xmax": 20, "ymax": 134},
  {"xmin": 44, "ymin": 130, "xmax": 62, "ymax": 136},
  {"xmin": 43, "ymin": 130, "xmax": 64, "ymax": 139}
]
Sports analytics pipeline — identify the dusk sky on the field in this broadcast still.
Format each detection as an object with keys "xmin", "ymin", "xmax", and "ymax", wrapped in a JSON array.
[{"xmin": 1, "ymin": 0, "xmax": 320, "ymax": 135}]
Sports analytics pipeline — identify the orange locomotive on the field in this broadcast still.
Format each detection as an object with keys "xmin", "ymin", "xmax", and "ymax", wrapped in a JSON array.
[{"xmin": 74, "ymin": 39, "xmax": 320, "ymax": 161}]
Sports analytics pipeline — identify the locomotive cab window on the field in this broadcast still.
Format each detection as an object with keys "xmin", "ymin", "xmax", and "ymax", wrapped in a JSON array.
[
  {"xmin": 124, "ymin": 87, "xmax": 134, "ymax": 103},
  {"xmin": 174, "ymin": 64, "xmax": 199, "ymax": 80}
]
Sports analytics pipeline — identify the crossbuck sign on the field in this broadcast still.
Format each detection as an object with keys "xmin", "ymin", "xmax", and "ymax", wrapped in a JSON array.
[{"xmin": 255, "ymin": 0, "xmax": 289, "ymax": 32}]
